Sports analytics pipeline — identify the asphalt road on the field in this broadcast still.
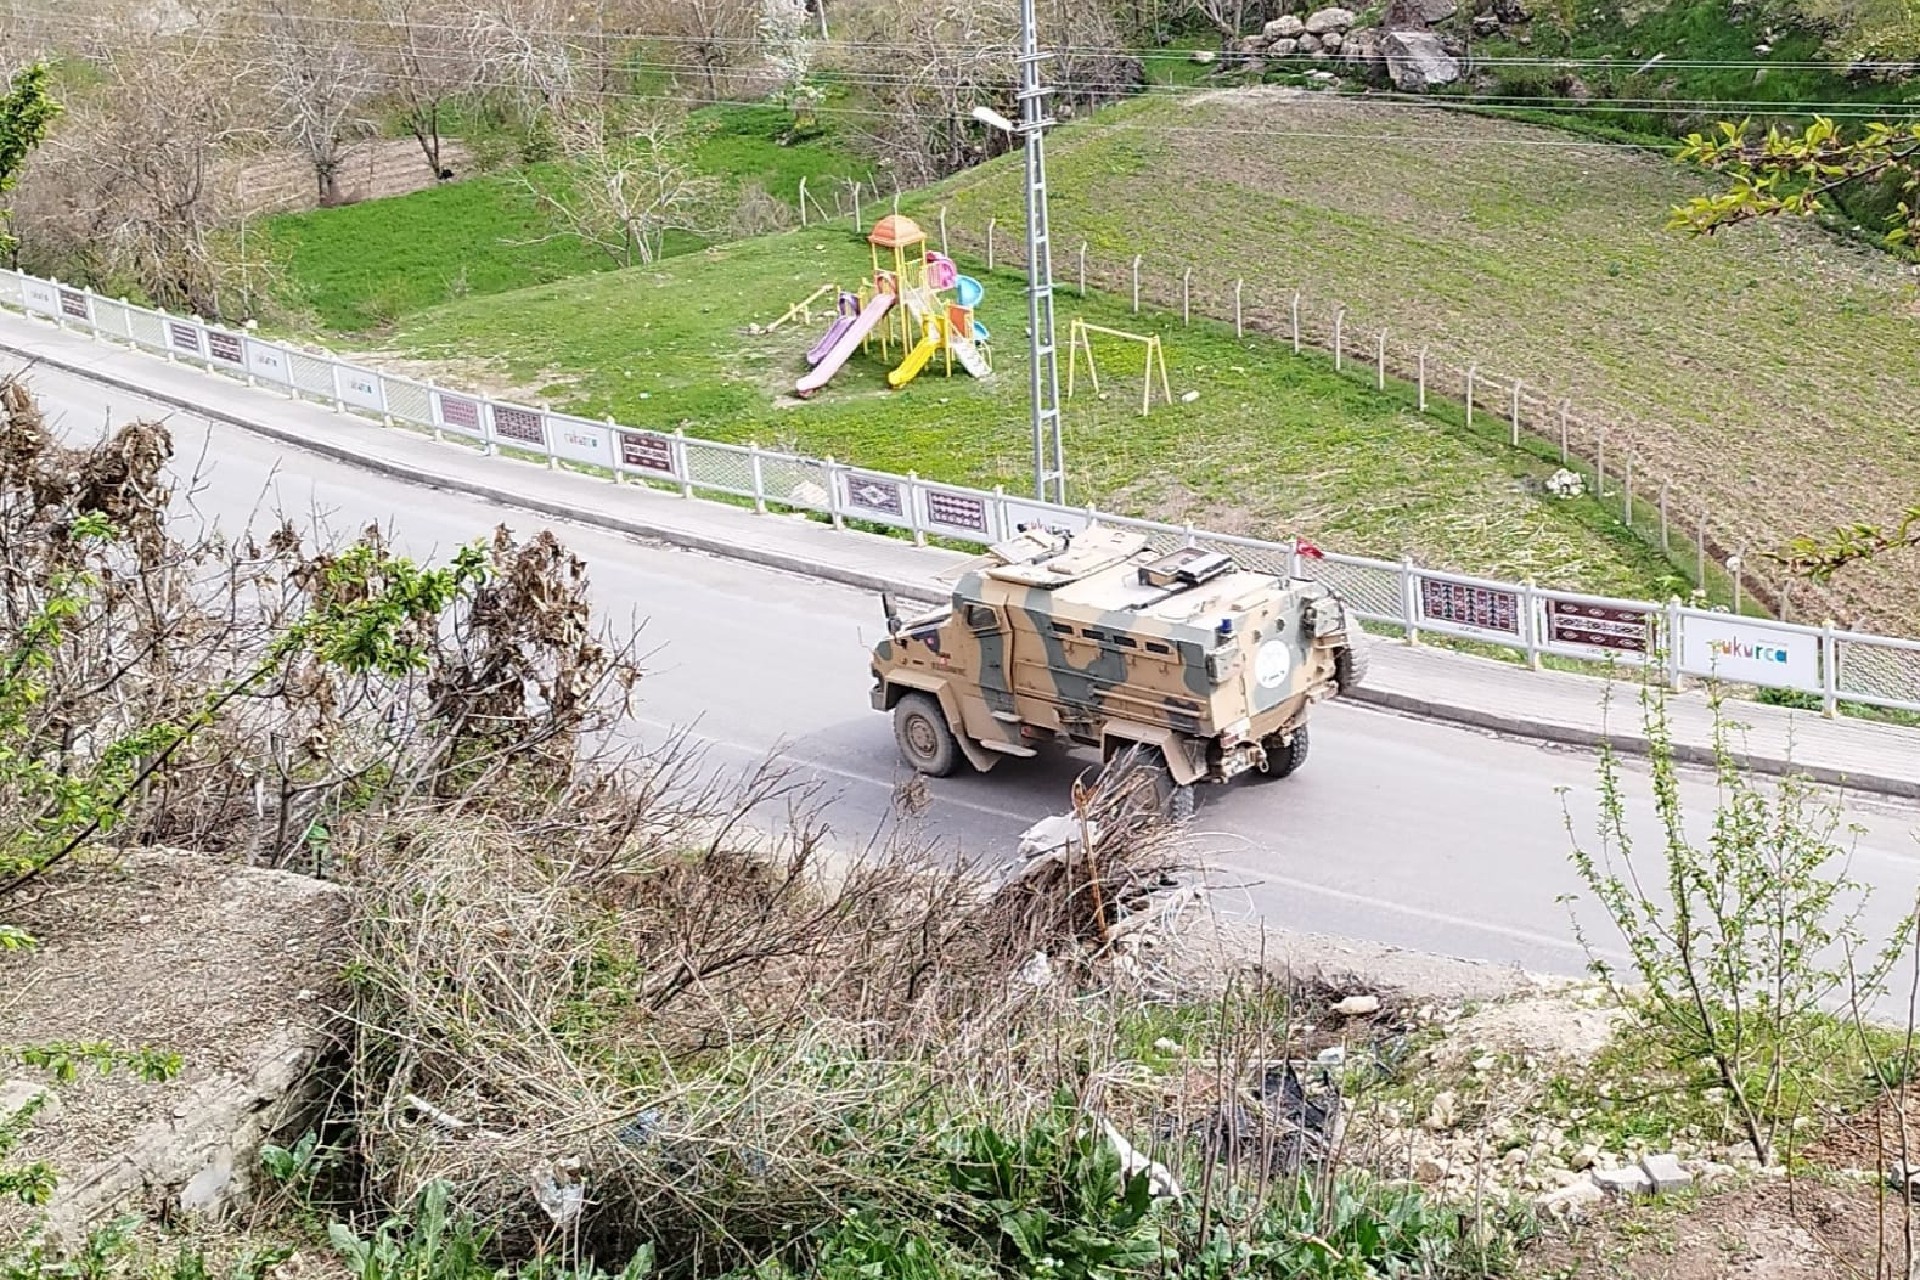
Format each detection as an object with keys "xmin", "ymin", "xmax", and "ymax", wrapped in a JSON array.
[{"xmin": 16, "ymin": 358, "xmax": 1920, "ymax": 990}]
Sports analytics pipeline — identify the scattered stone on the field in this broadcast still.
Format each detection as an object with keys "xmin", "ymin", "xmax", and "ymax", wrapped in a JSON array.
[
  {"xmin": 1305, "ymin": 7, "xmax": 1357, "ymax": 34},
  {"xmin": 1322, "ymin": 31, "xmax": 1344, "ymax": 51},
  {"xmin": 0, "ymin": 1080, "xmax": 59, "ymax": 1127},
  {"xmin": 1724, "ymin": 1140, "xmax": 1760, "ymax": 1165},
  {"xmin": 1424, "ymin": 1090, "xmax": 1459, "ymax": 1131},
  {"xmin": 1640, "ymin": 1153, "xmax": 1693, "ymax": 1195},
  {"xmin": 1016, "ymin": 951, "xmax": 1053, "ymax": 988},
  {"xmin": 1694, "ymin": 1160, "xmax": 1737, "ymax": 1184},
  {"xmin": 1331, "ymin": 994, "xmax": 1380, "ymax": 1017},
  {"xmin": 1537, "ymin": 1179, "xmax": 1603, "ymax": 1217},
  {"xmin": 178, "ymin": 1148, "xmax": 234, "ymax": 1215},
  {"xmin": 1593, "ymin": 1164, "xmax": 1653, "ymax": 1197},
  {"xmin": 1152, "ymin": 1037, "xmax": 1185, "ymax": 1056},
  {"xmin": 1569, "ymin": 1142, "xmax": 1599, "ymax": 1171},
  {"xmin": 1269, "ymin": 37, "xmax": 1300, "ymax": 56},
  {"xmin": 1340, "ymin": 27, "xmax": 1383, "ymax": 65},
  {"xmin": 1190, "ymin": 48, "xmax": 1217, "ymax": 64},
  {"xmin": 1273, "ymin": 14, "xmax": 1307, "ymax": 37},
  {"xmin": 1297, "ymin": 32, "xmax": 1323, "ymax": 53},
  {"xmin": 1309, "ymin": 69, "xmax": 1339, "ymax": 81},
  {"xmin": 1413, "ymin": 1154, "xmax": 1448, "ymax": 1183},
  {"xmin": 1382, "ymin": 30, "xmax": 1461, "ymax": 90},
  {"xmin": 1316, "ymin": 1045, "xmax": 1346, "ymax": 1066}
]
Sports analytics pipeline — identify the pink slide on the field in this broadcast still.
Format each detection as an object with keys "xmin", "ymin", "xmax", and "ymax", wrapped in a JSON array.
[
  {"xmin": 795, "ymin": 292, "xmax": 894, "ymax": 397},
  {"xmin": 805, "ymin": 292, "xmax": 861, "ymax": 366}
]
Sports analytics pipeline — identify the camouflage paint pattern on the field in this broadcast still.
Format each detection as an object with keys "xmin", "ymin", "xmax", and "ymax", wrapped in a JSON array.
[{"xmin": 870, "ymin": 525, "xmax": 1361, "ymax": 784}]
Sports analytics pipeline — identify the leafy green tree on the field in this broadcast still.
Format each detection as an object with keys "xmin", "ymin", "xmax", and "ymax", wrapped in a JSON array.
[
  {"xmin": 0, "ymin": 63, "xmax": 61, "ymax": 257},
  {"xmin": 1673, "ymin": 113, "xmax": 1920, "ymax": 576}
]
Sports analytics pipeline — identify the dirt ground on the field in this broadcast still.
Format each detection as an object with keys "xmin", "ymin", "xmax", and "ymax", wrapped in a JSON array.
[
  {"xmin": 233, "ymin": 139, "xmax": 476, "ymax": 218},
  {"xmin": 0, "ymin": 850, "xmax": 348, "ymax": 1242},
  {"xmin": 1523, "ymin": 1176, "xmax": 1915, "ymax": 1280}
]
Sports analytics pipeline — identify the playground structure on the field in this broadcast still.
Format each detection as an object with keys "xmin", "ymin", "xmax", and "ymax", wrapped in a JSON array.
[
  {"xmin": 793, "ymin": 215, "xmax": 993, "ymax": 399},
  {"xmin": 758, "ymin": 283, "xmax": 834, "ymax": 335},
  {"xmin": 1066, "ymin": 317, "xmax": 1173, "ymax": 418}
]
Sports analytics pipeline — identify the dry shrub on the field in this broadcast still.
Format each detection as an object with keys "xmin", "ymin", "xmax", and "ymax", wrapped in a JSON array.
[
  {"xmin": 340, "ymin": 744, "xmax": 1197, "ymax": 1269},
  {"xmin": 0, "ymin": 374, "xmax": 642, "ymax": 895}
]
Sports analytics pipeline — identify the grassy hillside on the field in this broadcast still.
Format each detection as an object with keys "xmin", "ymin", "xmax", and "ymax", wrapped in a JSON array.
[
  {"xmin": 376, "ymin": 225, "xmax": 1682, "ymax": 597},
  {"xmin": 922, "ymin": 89, "xmax": 1920, "ymax": 630},
  {"xmin": 266, "ymin": 103, "xmax": 872, "ymax": 331}
]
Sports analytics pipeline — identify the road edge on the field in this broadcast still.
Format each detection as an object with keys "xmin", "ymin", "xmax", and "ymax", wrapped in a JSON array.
[{"xmin": 7, "ymin": 336, "xmax": 1915, "ymax": 803}]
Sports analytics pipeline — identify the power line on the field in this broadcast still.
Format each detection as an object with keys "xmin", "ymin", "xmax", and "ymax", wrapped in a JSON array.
[{"xmin": 11, "ymin": 0, "xmax": 1920, "ymax": 76}]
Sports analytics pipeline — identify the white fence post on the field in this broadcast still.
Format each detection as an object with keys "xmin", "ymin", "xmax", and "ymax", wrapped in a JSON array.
[
  {"xmin": 1078, "ymin": 242, "xmax": 1087, "ymax": 297},
  {"xmin": 1465, "ymin": 365, "xmax": 1476, "ymax": 429},
  {"xmin": 1596, "ymin": 429, "xmax": 1606, "ymax": 497},
  {"xmin": 1333, "ymin": 306, "xmax": 1345, "ymax": 371},
  {"xmin": 908, "ymin": 471, "xmax": 927, "ymax": 546},
  {"xmin": 750, "ymin": 442, "xmax": 767, "ymax": 514},
  {"xmin": 1822, "ymin": 620, "xmax": 1839, "ymax": 717},
  {"xmin": 1182, "ymin": 269, "xmax": 1191, "ymax": 325},
  {"xmin": 1510, "ymin": 380, "xmax": 1521, "ymax": 448},
  {"xmin": 1559, "ymin": 401, "xmax": 1570, "ymax": 465},
  {"xmin": 851, "ymin": 180, "xmax": 862, "ymax": 228},
  {"xmin": 1666, "ymin": 597, "xmax": 1684, "ymax": 691},
  {"xmin": 1132, "ymin": 256, "xmax": 1142, "ymax": 313},
  {"xmin": 939, "ymin": 205, "xmax": 949, "ymax": 256},
  {"xmin": 1417, "ymin": 347, "xmax": 1427, "ymax": 410},
  {"xmin": 674, "ymin": 428, "xmax": 693, "ymax": 498},
  {"xmin": 1624, "ymin": 456, "xmax": 1634, "ymax": 525},
  {"xmin": 1401, "ymin": 556, "xmax": 1420, "ymax": 645},
  {"xmin": 798, "ymin": 176, "xmax": 810, "ymax": 227},
  {"xmin": 1234, "ymin": 279, "xmax": 1244, "ymax": 338},
  {"xmin": 986, "ymin": 218, "xmax": 996, "ymax": 271},
  {"xmin": 827, "ymin": 458, "xmax": 845, "ymax": 529},
  {"xmin": 1291, "ymin": 290, "xmax": 1301, "ymax": 353},
  {"xmin": 608, "ymin": 416, "xmax": 624, "ymax": 484},
  {"xmin": 1659, "ymin": 481, "xmax": 1670, "ymax": 551},
  {"xmin": 1376, "ymin": 331, "xmax": 1387, "ymax": 390}
]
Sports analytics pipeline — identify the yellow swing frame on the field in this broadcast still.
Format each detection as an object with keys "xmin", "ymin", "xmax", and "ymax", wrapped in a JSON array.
[{"xmin": 1065, "ymin": 318, "xmax": 1173, "ymax": 417}]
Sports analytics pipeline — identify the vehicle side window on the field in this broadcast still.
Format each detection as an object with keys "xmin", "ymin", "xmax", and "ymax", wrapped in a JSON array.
[{"xmin": 964, "ymin": 604, "xmax": 998, "ymax": 630}]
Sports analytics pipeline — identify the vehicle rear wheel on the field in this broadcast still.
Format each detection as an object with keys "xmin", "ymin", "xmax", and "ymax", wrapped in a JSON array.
[
  {"xmin": 1334, "ymin": 639, "xmax": 1369, "ymax": 693},
  {"xmin": 1142, "ymin": 752, "xmax": 1197, "ymax": 825},
  {"xmin": 893, "ymin": 692, "xmax": 960, "ymax": 777},
  {"xmin": 1259, "ymin": 725, "xmax": 1310, "ymax": 780}
]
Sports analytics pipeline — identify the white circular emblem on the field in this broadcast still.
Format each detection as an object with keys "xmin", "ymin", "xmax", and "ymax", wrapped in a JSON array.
[{"xmin": 1254, "ymin": 640, "xmax": 1293, "ymax": 689}]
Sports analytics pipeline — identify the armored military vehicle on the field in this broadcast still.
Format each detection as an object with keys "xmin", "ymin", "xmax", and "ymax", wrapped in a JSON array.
[{"xmin": 869, "ymin": 523, "xmax": 1368, "ymax": 815}]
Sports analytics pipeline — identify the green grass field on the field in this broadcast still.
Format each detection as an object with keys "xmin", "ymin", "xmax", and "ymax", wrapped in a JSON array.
[
  {"xmin": 917, "ymin": 89, "xmax": 1920, "ymax": 630},
  {"xmin": 266, "ymin": 102, "xmax": 871, "ymax": 332},
  {"xmin": 379, "ymin": 224, "xmax": 1684, "ymax": 597}
]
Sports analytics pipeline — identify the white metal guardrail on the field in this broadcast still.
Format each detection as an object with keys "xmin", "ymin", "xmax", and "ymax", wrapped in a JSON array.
[{"xmin": 3, "ymin": 267, "xmax": 1917, "ymax": 719}]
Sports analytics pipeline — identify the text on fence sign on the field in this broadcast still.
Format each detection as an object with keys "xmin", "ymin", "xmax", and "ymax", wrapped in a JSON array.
[{"xmin": 619, "ymin": 431, "xmax": 675, "ymax": 475}]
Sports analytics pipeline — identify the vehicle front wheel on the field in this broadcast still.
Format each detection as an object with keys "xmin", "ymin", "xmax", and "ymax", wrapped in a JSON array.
[
  {"xmin": 893, "ymin": 692, "xmax": 961, "ymax": 777},
  {"xmin": 1259, "ymin": 725, "xmax": 1310, "ymax": 780},
  {"xmin": 1334, "ymin": 640, "xmax": 1369, "ymax": 693}
]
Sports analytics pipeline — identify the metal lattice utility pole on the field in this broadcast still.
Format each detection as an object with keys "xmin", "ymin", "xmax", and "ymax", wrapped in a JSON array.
[{"xmin": 1015, "ymin": 0, "xmax": 1065, "ymax": 505}]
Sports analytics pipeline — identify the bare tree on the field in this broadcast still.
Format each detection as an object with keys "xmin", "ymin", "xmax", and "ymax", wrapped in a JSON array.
[
  {"xmin": 1188, "ymin": 0, "xmax": 1250, "ymax": 37},
  {"xmin": 638, "ymin": 0, "xmax": 762, "ymax": 100},
  {"xmin": 10, "ymin": 29, "xmax": 265, "ymax": 317},
  {"xmin": 369, "ymin": 0, "xmax": 483, "ymax": 181},
  {"xmin": 516, "ymin": 98, "xmax": 724, "ymax": 267},
  {"xmin": 469, "ymin": 0, "xmax": 591, "ymax": 123},
  {"xmin": 848, "ymin": 0, "xmax": 1019, "ymax": 185},
  {"xmin": 251, "ymin": 0, "xmax": 378, "ymax": 206}
]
